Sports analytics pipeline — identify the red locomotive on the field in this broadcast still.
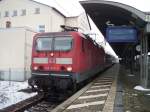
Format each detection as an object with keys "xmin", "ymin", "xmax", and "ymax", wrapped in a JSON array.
[{"xmin": 28, "ymin": 27, "xmax": 107, "ymax": 91}]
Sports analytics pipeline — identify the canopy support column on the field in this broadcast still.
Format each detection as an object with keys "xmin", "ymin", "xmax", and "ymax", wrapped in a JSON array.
[{"xmin": 140, "ymin": 23, "xmax": 150, "ymax": 88}]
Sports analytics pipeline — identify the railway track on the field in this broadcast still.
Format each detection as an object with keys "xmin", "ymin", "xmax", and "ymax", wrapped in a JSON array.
[
  {"xmin": 25, "ymin": 91, "xmax": 71, "ymax": 112},
  {"xmin": 25, "ymin": 101, "xmax": 58, "ymax": 112},
  {"xmin": 1, "ymin": 93, "xmax": 47, "ymax": 112},
  {"xmin": 1, "ymin": 90, "xmax": 72, "ymax": 112}
]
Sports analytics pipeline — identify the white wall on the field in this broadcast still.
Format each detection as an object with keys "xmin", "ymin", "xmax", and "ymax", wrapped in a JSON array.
[
  {"xmin": 65, "ymin": 17, "xmax": 78, "ymax": 28},
  {"xmin": 51, "ymin": 9, "xmax": 66, "ymax": 32},
  {"xmin": 0, "ymin": 27, "xmax": 36, "ymax": 81},
  {"xmin": 77, "ymin": 13, "xmax": 91, "ymax": 32},
  {"xmin": 65, "ymin": 13, "xmax": 90, "ymax": 32},
  {"xmin": 24, "ymin": 29, "xmax": 36, "ymax": 80}
]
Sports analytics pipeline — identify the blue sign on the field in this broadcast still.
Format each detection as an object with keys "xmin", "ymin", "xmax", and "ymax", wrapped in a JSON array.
[{"xmin": 106, "ymin": 26, "xmax": 137, "ymax": 43}]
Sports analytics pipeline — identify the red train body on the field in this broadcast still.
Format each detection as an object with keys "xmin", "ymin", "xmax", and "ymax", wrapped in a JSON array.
[{"xmin": 29, "ymin": 31, "xmax": 106, "ymax": 90}]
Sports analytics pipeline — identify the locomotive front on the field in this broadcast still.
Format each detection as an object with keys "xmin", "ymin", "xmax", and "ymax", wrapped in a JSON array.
[{"xmin": 28, "ymin": 32, "xmax": 76, "ymax": 91}]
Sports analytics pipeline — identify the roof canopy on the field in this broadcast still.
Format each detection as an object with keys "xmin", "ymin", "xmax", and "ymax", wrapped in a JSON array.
[
  {"xmin": 80, "ymin": 0, "xmax": 148, "ymax": 58},
  {"xmin": 80, "ymin": 0, "xmax": 147, "ymax": 35}
]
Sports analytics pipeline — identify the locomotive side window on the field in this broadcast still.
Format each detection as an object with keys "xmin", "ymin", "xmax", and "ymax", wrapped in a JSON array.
[
  {"xmin": 36, "ymin": 37, "xmax": 53, "ymax": 51},
  {"xmin": 54, "ymin": 37, "xmax": 73, "ymax": 51}
]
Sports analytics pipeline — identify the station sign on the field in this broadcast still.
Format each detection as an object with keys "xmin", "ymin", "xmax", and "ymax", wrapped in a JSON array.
[{"xmin": 106, "ymin": 26, "xmax": 137, "ymax": 43}]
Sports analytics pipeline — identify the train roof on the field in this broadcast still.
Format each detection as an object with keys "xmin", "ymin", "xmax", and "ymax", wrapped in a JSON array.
[
  {"xmin": 34, "ymin": 31, "xmax": 103, "ymax": 49},
  {"xmin": 34, "ymin": 31, "xmax": 79, "ymax": 37}
]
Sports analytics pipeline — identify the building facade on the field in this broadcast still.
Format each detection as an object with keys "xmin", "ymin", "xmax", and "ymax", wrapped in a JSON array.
[
  {"xmin": 0, "ymin": 0, "xmax": 90, "ymax": 32},
  {"xmin": 0, "ymin": 0, "xmax": 66, "ymax": 32}
]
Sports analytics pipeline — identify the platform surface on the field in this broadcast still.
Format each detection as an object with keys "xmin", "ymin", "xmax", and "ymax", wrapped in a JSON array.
[{"xmin": 51, "ymin": 64, "xmax": 119, "ymax": 112}]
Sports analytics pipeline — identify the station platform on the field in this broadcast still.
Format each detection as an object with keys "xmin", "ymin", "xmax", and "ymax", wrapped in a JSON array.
[{"xmin": 50, "ymin": 64, "xmax": 119, "ymax": 112}]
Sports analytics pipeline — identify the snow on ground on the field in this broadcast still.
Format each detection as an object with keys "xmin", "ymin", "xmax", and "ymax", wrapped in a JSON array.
[
  {"xmin": 134, "ymin": 85, "xmax": 150, "ymax": 91},
  {"xmin": 0, "ymin": 81, "xmax": 37, "ymax": 109}
]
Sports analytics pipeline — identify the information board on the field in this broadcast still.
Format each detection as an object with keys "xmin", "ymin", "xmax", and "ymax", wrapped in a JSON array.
[{"xmin": 106, "ymin": 26, "xmax": 137, "ymax": 43}]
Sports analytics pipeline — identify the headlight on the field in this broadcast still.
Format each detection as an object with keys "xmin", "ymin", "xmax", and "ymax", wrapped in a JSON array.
[
  {"xmin": 67, "ymin": 67, "xmax": 72, "ymax": 72},
  {"xmin": 33, "ymin": 58, "xmax": 48, "ymax": 64},
  {"xmin": 33, "ymin": 66, "xmax": 38, "ymax": 70}
]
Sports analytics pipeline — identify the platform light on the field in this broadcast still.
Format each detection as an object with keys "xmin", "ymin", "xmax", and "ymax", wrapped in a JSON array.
[{"xmin": 67, "ymin": 66, "xmax": 72, "ymax": 72}]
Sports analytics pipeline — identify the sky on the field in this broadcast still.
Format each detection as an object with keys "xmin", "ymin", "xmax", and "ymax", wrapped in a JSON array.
[
  {"xmin": 104, "ymin": 0, "xmax": 150, "ymax": 12},
  {"xmin": 34, "ymin": 0, "xmax": 150, "ymax": 58}
]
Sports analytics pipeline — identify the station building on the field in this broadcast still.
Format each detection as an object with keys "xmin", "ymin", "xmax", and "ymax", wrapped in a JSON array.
[
  {"xmin": 0, "ymin": 0, "xmax": 90, "ymax": 81},
  {"xmin": 0, "ymin": 0, "xmax": 90, "ymax": 32}
]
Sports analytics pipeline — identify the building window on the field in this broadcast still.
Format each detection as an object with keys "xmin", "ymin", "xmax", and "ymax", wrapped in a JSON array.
[
  {"xmin": 4, "ymin": 11, "xmax": 9, "ymax": 17},
  {"xmin": 12, "ymin": 10, "xmax": 17, "ymax": 17},
  {"xmin": 6, "ymin": 21, "xmax": 11, "ymax": 28},
  {"xmin": 21, "ymin": 9, "xmax": 26, "ymax": 16},
  {"xmin": 38, "ymin": 25, "xmax": 45, "ymax": 32},
  {"xmin": 35, "ymin": 8, "xmax": 40, "ymax": 14}
]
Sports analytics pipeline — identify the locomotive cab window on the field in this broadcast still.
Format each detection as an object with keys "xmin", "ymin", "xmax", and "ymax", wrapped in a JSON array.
[
  {"xmin": 36, "ymin": 37, "xmax": 53, "ymax": 51},
  {"xmin": 35, "ymin": 36, "xmax": 73, "ymax": 51},
  {"xmin": 54, "ymin": 37, "xmax": 73, "ymax": 51}
]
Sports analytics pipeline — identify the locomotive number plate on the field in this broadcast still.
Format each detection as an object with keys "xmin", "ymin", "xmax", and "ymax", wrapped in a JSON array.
[{"xmin": 49, "ymin": 58, "xmax": 56, "ymax": 63}]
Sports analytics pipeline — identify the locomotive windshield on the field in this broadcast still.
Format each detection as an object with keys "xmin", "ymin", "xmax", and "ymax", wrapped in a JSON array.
[
  {"xmin": 36, "ymin": 38, "xmax": 53, "ymax": 51},
  {"xmin": 36, "ymin": 36, "xmax": 72, "ymax": 51},
  {"xmin": 54, "ymin": 37, "xmax": 72, "ymax": 51}
]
